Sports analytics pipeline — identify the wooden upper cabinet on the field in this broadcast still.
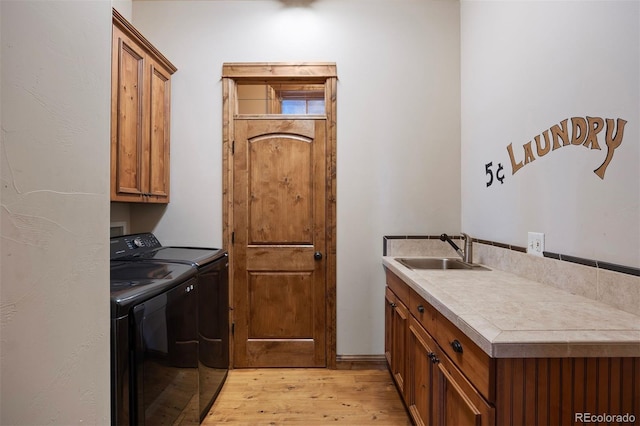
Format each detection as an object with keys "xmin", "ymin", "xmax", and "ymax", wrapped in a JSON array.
[{"xmin": 111, "ymin": 9, "xmax": 176, "ymax": 203}]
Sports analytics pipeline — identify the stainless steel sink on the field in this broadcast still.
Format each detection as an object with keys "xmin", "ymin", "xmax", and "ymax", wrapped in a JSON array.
[{"xmin": 396, "ymin": 257, "xmax": 490, "ymax": 271}]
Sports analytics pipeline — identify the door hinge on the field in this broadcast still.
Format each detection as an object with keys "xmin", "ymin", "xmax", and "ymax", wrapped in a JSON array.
[
  {"xmin": 231, "ymin": 322, "xmax": 235, "ymax": 335},
  {"xmin": 231, "ymin": 140, "xmax": 235, "ymax": 155},
  {"xmin": 231, "ymin": 231, "xmax": 235, "ymax": 244}
]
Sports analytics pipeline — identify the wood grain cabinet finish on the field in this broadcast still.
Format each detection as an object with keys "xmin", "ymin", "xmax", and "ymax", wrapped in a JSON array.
[
  {"xmin": 385, "ymin": 286, "xmax": 409, "ymax": 400},
  {"xmin": 111, "ymin": 9, "xmax": 176, "ymax": 203},
  {"xmin": 386, "ymin": 269, "xmax": 493, "ymax": 426},
  {"xmin": 407, "ymin": 316, "xmax": 437, "ymax": 425},
  {"xmin": 409, "ymin": 316, "xmax": 494, "ymax": 426},
  {"xmin": 384, "ymin": 267, "xmax": 639, "ymax": 426}
]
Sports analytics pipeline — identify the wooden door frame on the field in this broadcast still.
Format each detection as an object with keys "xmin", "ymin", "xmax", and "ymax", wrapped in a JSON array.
[{"xmin": 221, "ymin": 62, "xmax": 337, "ymax": 368}]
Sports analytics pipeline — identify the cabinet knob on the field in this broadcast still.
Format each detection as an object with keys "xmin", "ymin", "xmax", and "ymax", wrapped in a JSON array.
[
  {"xmin": 451, "ymin": 339, "xmax": 464, "ymax": 353},
  {"xmin": 417, "ymin": 305, "xmax": 425, "ymax": 313},
  {"xmin": 428, "ymin": 352, "xmax": 440, "ymax": 364},
  {"xmin": 389, "ymin": 302, "xmax": 397, "ymax": 308},
  {"xmin": 314, "ymin": 251, "xmax": 323, "ymax": 260}
]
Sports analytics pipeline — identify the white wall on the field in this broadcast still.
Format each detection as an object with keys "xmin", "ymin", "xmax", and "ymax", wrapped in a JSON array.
[
  {"xmin": 131, "ymin": 0, "xmax": 461, "ymax": 355},
  {"xmin": 461, "ymin": 1, "xmax": 640, "ymax": 268},
  {"xmin": 113, "ymin": 0, "xmax": 132, "ymax": 21},
  {"xmin": 1, "ymin": 1, "xmax": 111, "ymax": 424}
]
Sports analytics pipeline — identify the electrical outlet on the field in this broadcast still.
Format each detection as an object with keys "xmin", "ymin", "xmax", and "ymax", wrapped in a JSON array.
[{"xmin": 527, "ymin": 232, "xmax": 545, "ymax": 257}]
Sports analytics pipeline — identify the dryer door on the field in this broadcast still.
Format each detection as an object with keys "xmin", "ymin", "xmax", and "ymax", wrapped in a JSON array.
[{"xmin": 132, "ymin": 277, "xmax": 199, "ymax": 425}]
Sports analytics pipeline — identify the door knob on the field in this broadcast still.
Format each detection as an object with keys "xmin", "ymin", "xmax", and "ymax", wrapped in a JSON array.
[{"xmin": 314, "ymin": 251, "xmax": 323, "ymax": 260}]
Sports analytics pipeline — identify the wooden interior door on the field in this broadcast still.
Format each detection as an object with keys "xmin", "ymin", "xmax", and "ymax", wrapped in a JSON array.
[{"xmin": 233, "ymin": 118, "xmax": 327, "ymax": 367}]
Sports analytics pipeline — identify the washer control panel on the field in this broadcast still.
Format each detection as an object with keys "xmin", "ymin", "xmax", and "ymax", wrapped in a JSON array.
[{"xmin": 110, "ymin": 233, "xmax": 161, "ymax": 259}]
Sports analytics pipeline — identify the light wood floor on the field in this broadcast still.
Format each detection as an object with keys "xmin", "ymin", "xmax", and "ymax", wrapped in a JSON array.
[{"xmin": 202, "ymin": 368, "xmax": 412, "ymax": 425}]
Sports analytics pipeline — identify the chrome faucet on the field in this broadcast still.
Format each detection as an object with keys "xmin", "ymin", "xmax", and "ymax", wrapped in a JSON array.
[{"xmin": 440, "ymin": 233, "xmax": 473, "ymax": 264}]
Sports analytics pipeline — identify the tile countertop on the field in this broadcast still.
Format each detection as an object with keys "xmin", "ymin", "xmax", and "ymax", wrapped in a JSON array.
[{"xmin": 382, "ymin": 256, "xmax": 640, "ymax": 358}]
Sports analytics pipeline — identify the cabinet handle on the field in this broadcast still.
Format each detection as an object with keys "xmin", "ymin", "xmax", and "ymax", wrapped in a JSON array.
[
  {"xmin": 451, "ymin": 339, "xmax": 464, "ymax": 353},
  {"xmin": 417, "ymin": 305, "xmax": 425, "ymax": 313}
]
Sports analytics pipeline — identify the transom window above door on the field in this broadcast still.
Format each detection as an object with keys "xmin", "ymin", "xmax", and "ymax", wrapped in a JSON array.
[{"xmin": 237, "ymin": 83, "xmax": 325, "ymax": 115}]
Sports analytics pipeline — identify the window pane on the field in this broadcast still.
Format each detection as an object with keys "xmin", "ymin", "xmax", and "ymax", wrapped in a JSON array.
[
  {"xmin": 307, "ymin": 100, "xmax": 325, "ymax": 114},
  {"xmin": 282, "ymin": 100, "xmax": 306, "ymax": 115},
  {"xmin": 237, "ymin": 83, "xmax": 326, "ymax": 115}
]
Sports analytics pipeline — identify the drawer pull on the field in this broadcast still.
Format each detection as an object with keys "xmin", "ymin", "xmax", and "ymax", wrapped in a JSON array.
[
  {"xmin": 417, "ymin": 305, "xmax": 425, "ymax": 313},
  {"xmin": 451, "ymin": 339, "xmax": 464, "ymax": 353}
]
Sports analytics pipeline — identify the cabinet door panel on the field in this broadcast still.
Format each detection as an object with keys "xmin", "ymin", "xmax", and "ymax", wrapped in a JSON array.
[
  {"xmin": 392, "ymin": 297, "xmax": 409, "ymax": 398},
  {"xmin": 439, "ymin": 367, "xmax": 481, "ymax": 426},
  {"xmin": 385, "ymin": 286, "xmax": 409, "ymax": 402},
  {"xmin": 408, "ymin": 318, "xmax": 436, "ymax": 426},
  {"xmin": 437, "ymin": 352, "xmax": 494, "ymax": 426},
  {"xmin": 112, "ymin": 30, "xmax": 145, "ymax": 198},
  {"xmin": 385, "ymin": 288, "xmax": 394, "ymax": 367},
  {"xmin": 148, "ymin": 62, "xmax": 171, "ymax": 200}
]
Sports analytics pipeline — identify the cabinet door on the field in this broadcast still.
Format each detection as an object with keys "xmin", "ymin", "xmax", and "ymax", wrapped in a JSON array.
[
  {"xmin": 384, "ymin": 287, "xmax": 394, "ymax": 367},
  {"xmin": 408, "ymin": 317, "xmax": 437, "ymax": 426},
  {"xmin": 111, "ymin": 26, "xmax": 146, "ymax": 201},
  {"xmin": 385, "ymin": 287, "xmax": 408, "ymax": 400},
  {"xmin": 146, "ymin": 59, "xmax": 171, "ymax": 202},
  {"xmin": 392, "ymin": 294, "xmax": 409, "ymax": 399},
  {"xmin": 436, "ymin": 351, "xmax": 494, "ymax": 426}
]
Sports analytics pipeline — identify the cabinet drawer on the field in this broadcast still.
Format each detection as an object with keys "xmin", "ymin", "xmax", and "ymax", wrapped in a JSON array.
[
  {"xmin": 384, "ymin": 267, "xmax": 410, "ymax": 304},
  {"xmin": 409, "ymin": 287, "xmax": 437, "ymax": 334},
  {"xmin": 436, "ymin": 313, "xmax": 495, "ymax": 403}
]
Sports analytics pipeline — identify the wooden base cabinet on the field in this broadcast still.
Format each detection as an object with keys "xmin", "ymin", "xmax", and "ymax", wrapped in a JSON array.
[
  {"xmin": 386, "ymin": 270, "xmax": 494, "ymax": 426},
  {"xmin": 111, "ymin": 9, "xmax": 177, "ymax": 203},
  {"xmin": 495, "ymin": 357, "xmax": 640, "ymax": 425},
  {"xmin": 384, "ymin": 268, "xmax": 639, "ymax": 426},
  {"xmin": 409, "ymin": 315, "xmax": 494, "ymax": 426}
]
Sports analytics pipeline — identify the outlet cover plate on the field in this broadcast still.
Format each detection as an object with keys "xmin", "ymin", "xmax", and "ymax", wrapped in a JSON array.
[{"xmin": 527, "ymin": 232, "xmax": 545, "ymax": 257}]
